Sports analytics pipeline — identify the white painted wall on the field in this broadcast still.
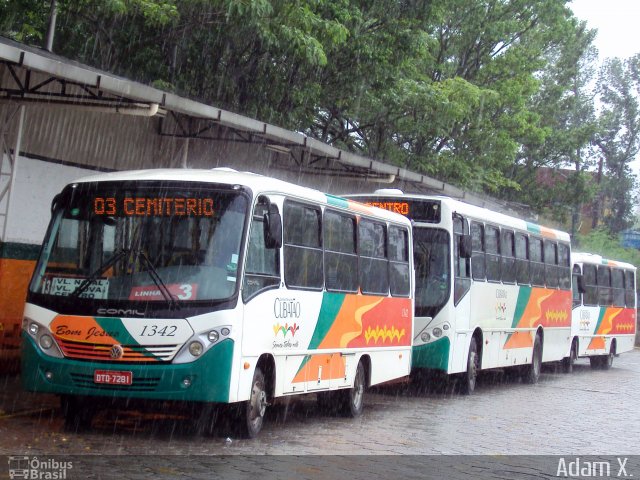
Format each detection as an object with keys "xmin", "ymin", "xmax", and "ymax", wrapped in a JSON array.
[{"xmin": 2, "ymin": 155, "xmax": 98, "ymax": 245}]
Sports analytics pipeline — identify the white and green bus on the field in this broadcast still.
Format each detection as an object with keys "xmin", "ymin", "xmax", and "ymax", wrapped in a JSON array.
[
  {"xmin": 345, "ymin": 190, "xmax": 573, "ymax": 393},
  {"xmin": 569, "ymin": 252, "xmax": 636, "ymax": 371},
  {"xmin": 22, "ymin": 169, "xmax": 414, "ymax": 437}
]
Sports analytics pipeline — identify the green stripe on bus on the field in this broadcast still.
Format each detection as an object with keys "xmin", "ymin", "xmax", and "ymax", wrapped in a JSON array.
[
  {"xmin": 525, "ymin": 222, "xmax": 541, "ymax": 235},
  {"xmin": 592, "ymin": 307, "xmax": 606, "ymax": 336},
  {"xmin": 325, "ymin": 194, "xmax": 349, "ymax": 209},
  {"xmin": 307, "ymin": 292, "xmax": 346, "ymax": 351},
  {"xmin": 510, "ymin": 286, "xmax": 532, "ymax": 329},
  {"xmin": 295, "ymin": 292, "xmax": 346, "ymax": 375},
  {"xmin": 0, "ymin": 242, "xmax": 41, "ymax": 261}
]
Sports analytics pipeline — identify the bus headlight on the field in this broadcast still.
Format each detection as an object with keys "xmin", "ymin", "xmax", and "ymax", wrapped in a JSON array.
[
  {"xmin": 207, "ymin": 330, "xmax": 219, "ymax": 343},
  {"xmin": 39, "ymin": 334, "xmax": 54, "ymax": 350},
  {"xmin": 432, "ymin": 327, "xmax": 443, "ymax": 338},
  {"xmin": 29, "ymin": 322, "xmax": 39, "ymax": 336},
  {"xmin": 189, "ymin": 341, "xmax": 204, "ymax": 357},
  {"xmin": 220, "ymin": 327, "xmax": 230, "ymax": 336},
  {"xmin": 421, "ymin": 332, "xmax": 431, "ymax": 343}
]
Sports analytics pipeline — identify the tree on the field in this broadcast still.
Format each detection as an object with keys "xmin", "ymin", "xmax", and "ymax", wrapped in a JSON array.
[{"xmin": 592, "ymin": 55, "xmax": 640, "ymax": 234}]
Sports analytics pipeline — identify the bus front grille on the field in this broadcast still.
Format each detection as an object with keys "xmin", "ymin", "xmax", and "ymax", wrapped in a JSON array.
[{"xmin": 55, "ymin": 338, "xmax": 180, "ymax": 362}]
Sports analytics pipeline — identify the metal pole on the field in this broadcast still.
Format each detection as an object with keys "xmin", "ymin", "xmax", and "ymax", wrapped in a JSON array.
[
  {"xmin": 3, "ymin": 105, "xmax": 25, "ymax": 242},
  {"xmin": 45, "ymin": 0, "xmax": 58, "ymax": 52}
]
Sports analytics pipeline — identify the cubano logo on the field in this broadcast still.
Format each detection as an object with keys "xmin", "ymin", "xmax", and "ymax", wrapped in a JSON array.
[
  {"xmin": 273, "ymin": 297, "xmax": 301, "ymax": 319},
  {"xmin": 273, "ymin": 322, "xmax": 300, "ymax": 338}
]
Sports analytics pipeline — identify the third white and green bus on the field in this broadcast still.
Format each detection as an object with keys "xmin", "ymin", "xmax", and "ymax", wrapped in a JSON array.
[{"xmin": 346, "ymin": 190, "xmax": 573, "ymax": 393}]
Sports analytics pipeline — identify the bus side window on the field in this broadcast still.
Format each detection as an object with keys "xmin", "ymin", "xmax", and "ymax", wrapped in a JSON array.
[
  {"xmin": 485, "ymin": 225, "xmax": 500, "ymax": 282},
  {"xmin": 529, "ymin": 237, "xmax": 545, "ymax": 287},
  {"xmin": 543, "ymin": 240, "xmax": 559, "ymax": 288},
  {"xmin": 283, "ymin": 201, "xmax": 323, "ymax": 290},
  {"xmin": 572, "ymin": 265, "xmax": 582, "ymax": 306},
  {"xmin": 453, "ymin": 216, "xmax": 470, "ymax": 305},
  {"xmin": 558, "ymin": 244, "xmax": 571, "ymax": 290},
  {"xmin": 242, "ymin": 203, "xmax": 280, "ymax": 301},
  {"xmin": 359, "ymin": 219, "xmax": 389, "ymax": 295},
  {"xmin": 515, "ymin": 233, "xmax": 529, "ymax": 285},
  {"xmin": 324, "ymin": 210, "xmax": 358, "ymax": 293},
  {"xmin": 388, "ymin": 226, "xmax": 410, "ymax": 297},
  {"xmin": 597, "ymin": 265, "xmax": 612, "ymax": 306},
  {"xmin": 470, "ymin": 222, "xmax": 485, "ymax": 281},
  {"xmin": 624, "ymin": 270, "xmax": 636, "ymax": 307},
  {"xmin": 501, "ymin": 230, "xmax": 515, "ymax": 284},
  {"xmin": 583, "ymin": 264, "xmax": 598, "ymax": 306},
  {"xmin": 611, "ymin": 268, "xmax": 625, "ymax": 307}
]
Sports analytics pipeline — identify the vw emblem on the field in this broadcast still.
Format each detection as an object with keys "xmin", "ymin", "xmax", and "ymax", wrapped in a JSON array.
[{"xmin": 110, "ymin": 344, "xmax": 124, "ymax": 360}]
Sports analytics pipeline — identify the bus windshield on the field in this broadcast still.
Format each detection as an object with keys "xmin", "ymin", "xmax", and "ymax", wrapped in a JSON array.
[
  {"xmin": 414, "ymin": 228, "xmax": 450, "ymax": 316},
  {"xmin": 29, "ymin": 182, "xmax": 248, "ymax": 306}
]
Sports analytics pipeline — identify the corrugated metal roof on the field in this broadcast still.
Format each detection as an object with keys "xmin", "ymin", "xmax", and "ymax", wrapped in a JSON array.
[{"xmin": 0, "ymin": 35, "xmax": 523, "ymax": 215}]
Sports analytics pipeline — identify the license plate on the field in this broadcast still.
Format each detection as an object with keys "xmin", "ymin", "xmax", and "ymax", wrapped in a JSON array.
[{"xmin": 94, "ymin": 370, "xmax": 133, "ymax": 385}]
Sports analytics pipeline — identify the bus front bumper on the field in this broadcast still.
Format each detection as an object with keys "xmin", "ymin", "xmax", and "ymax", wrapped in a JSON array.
[
  {"xmin": 412, "ymin": 336, "xmax": 450, "ymax": 372},
  {"xmin": 21, "ymin": 334, "xmax": 234, "ymax": 403}
]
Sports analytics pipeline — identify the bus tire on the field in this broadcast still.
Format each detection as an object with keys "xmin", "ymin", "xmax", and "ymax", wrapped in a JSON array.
[
  {"xmin": 602, "ymin": 342, "xmax": 615, "ymax": 370},
  {"xmin": 562, "ymin": 339, "xmax": 577, "ymax": 374},
  {"xmin": 589, "ymin": 355, "xmax": 602, "ymax": 369},
  {"xmin": 241, "ymin": 367, "xmax": 268, "ymax": 438},
  {"xmin": 461, "ymin": 338, "xmax": 479, "ymax": 395},
  {"xmin": 523, "ymin": 334, "xmax": 542, "ymax": 384},
  {"xmin": 61, "ymin": 395, "xmax": 94, "ymax": 432},
  {"xmin": 341, "ymin": 361, "xmax": 366, "ymax": 417}
]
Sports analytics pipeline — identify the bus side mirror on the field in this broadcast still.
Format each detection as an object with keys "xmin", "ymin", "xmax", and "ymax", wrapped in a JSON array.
[
  {"xmin": 51, "ymin": 193, "xmax": 61, "ymax": 214},
  {"xmin": 459, "ymin": 234, "xmax": 472, "ymax": 258},
  {"xmin": 264, "ymin": 204, "xmax": 282, "ymax": 249},
  {"xmin": 576, "ymin": 274, "xmax": 586, "ymax": 294}
]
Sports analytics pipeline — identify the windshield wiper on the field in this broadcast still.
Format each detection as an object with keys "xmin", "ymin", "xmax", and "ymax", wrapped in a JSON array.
[
  {"xmin": 70, "ymin": 248, "xmax": 130, "ymax": 299},
  {"xmin": 137, "ymin": 251, "xmax": 182, "ymax": 310}
]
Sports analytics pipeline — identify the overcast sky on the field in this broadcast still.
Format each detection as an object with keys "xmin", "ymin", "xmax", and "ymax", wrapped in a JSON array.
[{"xmin": 570, "ymin": 0, "xmax": 640, "ymax": 61}]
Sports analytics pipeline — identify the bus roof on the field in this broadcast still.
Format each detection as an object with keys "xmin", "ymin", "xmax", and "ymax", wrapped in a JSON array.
[
  {"xmin": 71, "ymin": 168, "xmax": 411, "ymax": 225},
  {"xmin": 346, "ymin": 192, "xmax": 570, "ymax": 242},
  {"xmin": 572, "ymin": 252, "xmax": 636, "ymax": 271}
]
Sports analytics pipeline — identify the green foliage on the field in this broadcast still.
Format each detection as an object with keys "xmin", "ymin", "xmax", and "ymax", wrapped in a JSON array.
[
  {"xmin": 576, "ymin": 228, "xmax": 640, "ymax": 270},
  {"xmin": 0, "ymin": 0, "xmax": 637, "ymax": 226}
]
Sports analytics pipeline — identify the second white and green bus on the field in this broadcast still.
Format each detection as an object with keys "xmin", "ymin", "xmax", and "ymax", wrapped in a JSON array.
[
  {"xmin": 22, "ymin": 169, "xmax": 414, "ymax": 437},
  {"xmin": 345, "ymin": 190, "xmax": 573, "ymax": 393},
  {"xmin": 569, "ymin": 252, "xmax": 636, "ymax": 370}
]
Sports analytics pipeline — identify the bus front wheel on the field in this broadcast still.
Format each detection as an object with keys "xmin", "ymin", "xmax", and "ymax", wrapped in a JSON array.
[
  {"xmin": 460, "ymin": 338, "xmax": 479, "ymax": 395},
  {"xmin": 562, "ymin": 339, "xmax": 577, "ymax": 374},
  {"xmin": 241, "ymin": 367, "xmax": 268, "ymax": 438}
]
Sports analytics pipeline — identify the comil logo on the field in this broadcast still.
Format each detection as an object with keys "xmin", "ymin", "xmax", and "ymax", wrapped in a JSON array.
[{"xmin": 8, "ymin": 456, "xmax": 73, "ymax": 479}]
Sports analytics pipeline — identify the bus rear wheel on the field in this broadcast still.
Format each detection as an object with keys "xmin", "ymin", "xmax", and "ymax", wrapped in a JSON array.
[
  {"xmin": 240, "ymin": 367, "xmax": 268, "ymax": 438},
  {"xmin": 460, "ymin": 338, "xmax": 479, "ymax": 395},
  {"xmin": 523, "ymin": 334, "xmax": 542, "ymax": 384},
  {"xmin": 340, "ymin": 361, "xmax": 366, "ymax": 417}
]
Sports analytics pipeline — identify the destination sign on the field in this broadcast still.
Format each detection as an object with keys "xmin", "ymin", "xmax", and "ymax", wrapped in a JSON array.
[
  {"xmin": 93, "ymin": 197, "xmax": 214, "ymax": 217},
  {"xmin": 362, "ymin": 198, "xmax": 441, "ymax": 223}
]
